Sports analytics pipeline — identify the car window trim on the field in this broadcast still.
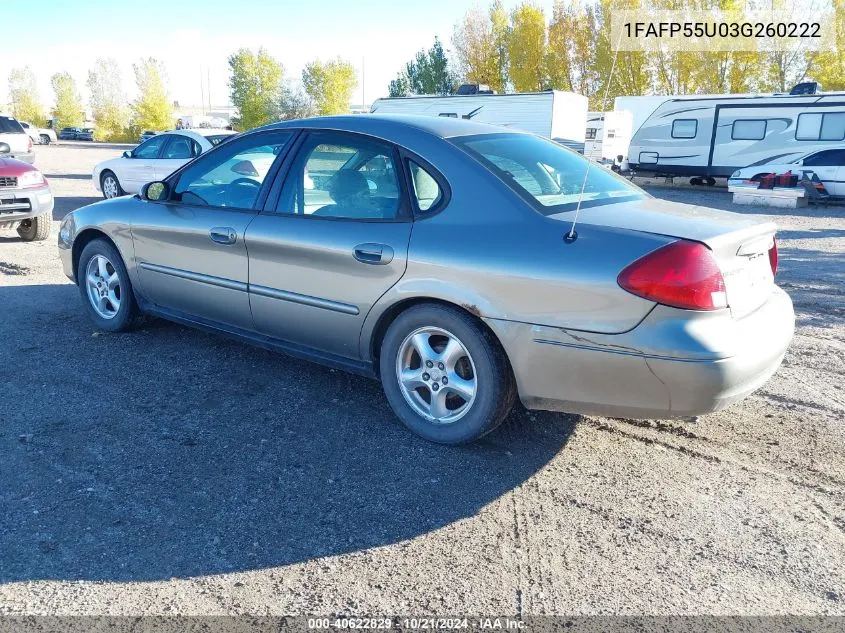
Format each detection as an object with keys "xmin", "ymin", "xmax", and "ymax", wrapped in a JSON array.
[
  {"xmin": 261, "ymin": 129, "xmax": 414, "ymax": 223},
  {"xmin": 146, "ymin": 128, "xmax": 298, "ymax": 214}
]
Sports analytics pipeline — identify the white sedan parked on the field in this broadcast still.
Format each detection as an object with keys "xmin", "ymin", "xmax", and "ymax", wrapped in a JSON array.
[
  {"xmin": 92, "ymin": 129, "xmax": 236, "ymax": 199},
  {"xmin": 729, "ymin": 147, "xmax": 845, "ymax": 196}
]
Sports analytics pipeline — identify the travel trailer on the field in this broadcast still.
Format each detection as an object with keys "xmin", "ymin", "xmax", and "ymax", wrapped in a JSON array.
[
  {"xmin": 618, "ymin": 83, "xmax": 845, "ymax": 183},
  {"xmin": 584, "ymin": 110, "xmax": 633, "ymax": 169},
  {"xmin": 370, "ymin": 91, "xmax": 588, "ymax": 149}
]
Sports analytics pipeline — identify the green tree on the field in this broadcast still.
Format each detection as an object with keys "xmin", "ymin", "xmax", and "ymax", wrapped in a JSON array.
[
  {"xmin": 228, "ymin": 48, "xmax": 284, "ymax": 130},
  {"xmin": 389, "ymin": 37, "xmax": 455, "ymax": 96},
  {"xmin": 8, "ymin": 67, "xmax": 45, "ymax": 125},
  {"xmin": 490, "ymin": 1, "xmax": 510, "ymax": 93},
  {"xmin": 51, "ymin": 72, "xmax": 84, "ymax": 131},
  {"xmin": 278, "ymin": 83, "xmax": 316, "ymax": 120},
  {"xmin": 302, "ymin": 58, "xmax": 358, "ymax": 115},
  {"xmin": 131, "ymin": 58, "xmax": 173, "ymax": 132},
  {"xmin": 592, "ymin": 0, "xmax": 651, "ymax": 110},
  {"xmin": 812, "ymin": 0, "xmax": 845, "ymax": 90},
  {"xmin": 507, "ymin": 3, "xmax": 547, "ymax": 92},
  {"xmin": 87, "ymin": 58, "xmax": 130, "ymax": 141},
  {"xmin": 388, "ymin": 71, "xmax": 411, "ymax": 97}
]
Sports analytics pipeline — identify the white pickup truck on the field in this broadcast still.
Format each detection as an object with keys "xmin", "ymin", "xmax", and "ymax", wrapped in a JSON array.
[{"xmin": 20, "ymin": 121, "xmax": 57, "ymax": 145}]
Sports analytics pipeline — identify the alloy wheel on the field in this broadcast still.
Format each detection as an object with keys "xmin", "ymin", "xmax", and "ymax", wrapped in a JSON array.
[
  {"xmin": 85, "ymin": 254, "xmax": 121, "ymax": 319},
  {"xmin": 102, "ymin": 175, "xmax": 119, "ymax": 199},
  {"xmin": 395, "ymin": 326, "xmax": 477, "ymax": 424}
]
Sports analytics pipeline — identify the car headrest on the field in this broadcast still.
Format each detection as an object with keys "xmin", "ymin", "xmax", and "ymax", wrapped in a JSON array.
[{"xmin": 328, "ymin": 170, "xmax": 370, "ymax": 204}]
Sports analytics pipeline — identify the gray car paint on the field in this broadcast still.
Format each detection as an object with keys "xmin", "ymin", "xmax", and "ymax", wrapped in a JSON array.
[{"xmin": 59, "ymin": 114, "xmax": 795, "ymax": 420}]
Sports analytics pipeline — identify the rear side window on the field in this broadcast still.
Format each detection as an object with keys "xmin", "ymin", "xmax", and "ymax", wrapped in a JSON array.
[
  {"xmin": 802, "ymin": 149, "xmax": 845, "ymax": 166},
  {"xmin": 671, "ymin": 119, "xmax": 697, "ymax": 139},
  {"xmin": 408, "ymin": 161, "xmax": 442, "ymax": 211},
  {"xmin": 732, "ymin": 119, "xmax": 766, "ymax": 140},
  {"xmin": 0, "ymin": 117, "xmax": 24, "ymax": 134},
  {"xmin": 163, "ymin": 135, "xmax": 194, "ymax": 159}
]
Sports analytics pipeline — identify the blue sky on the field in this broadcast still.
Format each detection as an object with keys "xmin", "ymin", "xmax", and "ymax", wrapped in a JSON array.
[{"xmin": 1, "ymin": 0, "xmax": 557, "ymax": 110}]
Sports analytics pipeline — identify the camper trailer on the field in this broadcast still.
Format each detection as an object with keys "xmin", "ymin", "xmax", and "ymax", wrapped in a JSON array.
[
  {"xmin": 370, "ymin": 91, "xmax": 588, "ymax": 149},
  {"xmin": 584, "ymin": 110, "xmax": 633, "ymax": 169},
  {"xmin": 619, "ymin": 83, "xmax": 845, "ymax": 183}
]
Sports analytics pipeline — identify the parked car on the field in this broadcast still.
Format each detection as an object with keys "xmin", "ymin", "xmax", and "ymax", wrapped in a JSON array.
[
  {"xmin": 0, "ymin": 142, "xmax": 53, "ymax": 240},
  {"xmin": 92, "ymin": 128, "xmax": 236, "ymax": 198},
  {"xmin": 78, "ymin": 128, "xmax": 95, "ymax": 142},
  {"xmin": 20, "ymin": 121, "xmax": 57, "ymax": 145},
  {"xmin": 729, "ymin": 147, "xmax": 845, "ymax": 195},
  {"xmin": 59, "ymin": 115, "xmax": 795, "ymax": 444},
  {"xmin": 0, "ymin": 115, "xmax": 35, "ymax": 164},
  {"xmin": 59, "ymin": 127, "xmax": 82, "ymax": 140},
  {"xmin": 139, "ymin": 130, "xmax": 159, "ymax": 143}
]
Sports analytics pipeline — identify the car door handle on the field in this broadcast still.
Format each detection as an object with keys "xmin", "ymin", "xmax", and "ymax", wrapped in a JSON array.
[
  {"xmin": 353, "ymin": 243, "xmax": 393, "ymax": 265},
  {"xmin": 209, "ymin": 227, "xmax": 237, "ymax": 245}
]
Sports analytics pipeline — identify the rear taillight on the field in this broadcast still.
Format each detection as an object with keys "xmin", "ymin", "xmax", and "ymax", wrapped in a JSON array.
[
  {"xmin": 27, "ymin": 137, "xmax": 33, "ymax": 151},
  {"xmin": 617, "ymin": 240, "xmax": 728, "ymax": 311},
  {"xmin": 768, "ymin": 238, "xmax": 778, "ymax": 276}
]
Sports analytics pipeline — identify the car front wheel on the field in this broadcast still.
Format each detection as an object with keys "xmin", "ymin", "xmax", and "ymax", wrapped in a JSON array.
[
  {"xmin": 380, "ymin": 304, "xmax": 516, "ymax": 444},
  {"xmin": 100, "ymin": 171, "xmax": 124, "ymax": 199},
  {"xmin": 78, "ymin": 239, "xmax": 138, "ymax": 332},
  {"xmin": 17, "ymin": 212, "xmax": 51, "ymax": 241}
]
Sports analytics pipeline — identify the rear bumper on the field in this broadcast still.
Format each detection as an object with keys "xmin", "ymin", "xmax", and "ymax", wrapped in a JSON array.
[
  {"xmin": 0, "ymin": 185, "xmax": 54, "ymax": 226},
  {"xmin": 9, "ymin": 151, "xmax": 36, "ymax": 165},
  {"xmin": 486, "ymin": 286, "xmax": 795, "ymax": 419}
]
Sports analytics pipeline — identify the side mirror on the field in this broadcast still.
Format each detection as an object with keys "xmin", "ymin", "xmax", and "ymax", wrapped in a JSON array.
[
  {"xmin": 0, "ymin": 142, "xmax": 10, "ymax": 154},
  {"xmin": 122, "ymin": 150, "xmax": 133, "ymax": 159},
  {"xmin": 140, "ymin": 181, "xmax": 170, "ymax": 202}
]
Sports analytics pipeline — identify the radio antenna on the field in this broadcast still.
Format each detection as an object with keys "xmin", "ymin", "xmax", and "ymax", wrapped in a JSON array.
[{"xmin": 567, "ymin": 24, "xmax": 624, "ymax": 242}]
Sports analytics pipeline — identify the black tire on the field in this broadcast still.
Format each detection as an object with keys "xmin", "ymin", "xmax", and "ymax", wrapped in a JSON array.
[
  {"xmin": 100, "ymin": 170, "xmax": 124, "ymax": 199},
  {"xmin": 39, "ymin": 134, "xmax": 50, "ymax": 145},
  {"xmin": 689, "ymin": 177, "xmax": 702, "ymax": 186},
  {"xmin": 77, "ymin": 238, "xmax": 139, "ymax": 332},
  {"xmin": 16, "ymin": 212, "xmax": 51, "ymax": 241},
  {"xmin": 704, "ymin": 177, "xmax": 716, "ymax": 187},
  {"xmin": 379, "ymin": 303, "xmax": 516, "ymax": 444}
]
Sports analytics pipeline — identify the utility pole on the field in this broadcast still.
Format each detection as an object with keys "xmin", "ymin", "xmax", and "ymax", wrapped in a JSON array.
[
  {"xmin": 362, "ymin": 57, "xmax": 366, "ymax": 110},
  {"xmin": 200, "ymin": 67, "xmax": 205, "ymax": 115},
  {"xmin": 207, "ymin": 68, "xmax": 212, "ymax": 114}
]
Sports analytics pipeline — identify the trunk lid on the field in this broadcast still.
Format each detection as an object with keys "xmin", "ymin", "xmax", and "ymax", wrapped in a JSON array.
[{"xmin": 548, "ymin": 197, "xmax": 777, "ymax": 318}]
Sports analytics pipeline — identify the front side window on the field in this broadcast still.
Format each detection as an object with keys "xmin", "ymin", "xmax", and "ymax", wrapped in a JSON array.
[
  {"xmin": 585, "ymin": 128, "xmax": 597, "ymax": 140},
  {"xmin": 276, "ymin": 133, "xmax": 401, "ymax": 220},
  {"xmin": 134, "ymin": 135, "xmax": 167, "ymax": 159},
  {"xmin": 171, "ymin": 131, "xmax": 292, "ymax": 209},
  {"xmin": 671, "ymin": 119, "xmax": 697, "ymax": 139},
  {"xmin": 455, "ymin": 132, "xmax": 645, "ymax": 215},
  {"xmin": 802, "ymin": 150, "xmax": 844, "ymax": 166},
  {"xmin": 409, "ymin": 161, "xmax": 443, "ymax": 211},
  {"xmin": 732, "ymin": 119, "xmax": 767, "ymax": 140}
]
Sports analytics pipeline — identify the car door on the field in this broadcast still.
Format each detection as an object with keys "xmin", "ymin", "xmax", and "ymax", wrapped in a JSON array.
[
  {"xmin": 245, "ymin": 130, "xmax": 413, "ymax": 360},
  {"xmin": 122, "ymin": 134, "xmax": 168, "ymax": 192},
  {"xmin": 800, "ymin": 149, "xmax": 845, "ymax": 195},
  {"xmin": 156, "ymin": 134, "xmax": 198, "ymax": 181},
  {"xmin": 131, "ymin": 130, "xmax": 295, "ymax": 330}
]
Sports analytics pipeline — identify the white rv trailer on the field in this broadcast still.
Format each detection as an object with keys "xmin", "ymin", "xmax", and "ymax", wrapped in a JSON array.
[
  {"xmin": 618, "ymin": 85, "xmax": 845, "ymax": 180},
  {"xmin": 584, "ymin": 111, "xmax": 634, "ymax": 167},
  {"xmin": 370, "ymin": 91, "xmax": 588, "ymax": 149}
]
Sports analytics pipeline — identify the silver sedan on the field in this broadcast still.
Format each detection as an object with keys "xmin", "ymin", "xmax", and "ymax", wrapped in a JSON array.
[{"xmin": 58, "ymin": 114, "xmax": 795, "ymax": 444}]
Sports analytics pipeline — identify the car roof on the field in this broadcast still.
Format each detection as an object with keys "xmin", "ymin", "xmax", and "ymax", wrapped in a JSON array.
[
  {"xmin": 189, "ymin": 128, "xmax": 236, "ymax": 137},
  {"xmin": 260, "ymin": 113, "xmax": 524, "ymax": 140}
]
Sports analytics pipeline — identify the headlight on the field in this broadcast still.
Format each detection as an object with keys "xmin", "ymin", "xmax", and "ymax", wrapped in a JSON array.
[
  {"xmin": 58, "ymin": 213, "xmax": 75, "ymax": 247},
  {"xmin": 19, "ymin": 170, "xmax": 46, "ymax": 187},
  {"xmin": 730, "ymin": 170, "xmax": 740, "ymax": 179}
]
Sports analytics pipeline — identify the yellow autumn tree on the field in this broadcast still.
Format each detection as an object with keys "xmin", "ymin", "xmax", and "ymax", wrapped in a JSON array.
[{"xmin": 507, "ymin": 2, "xmax": 547, "ymax": 92}]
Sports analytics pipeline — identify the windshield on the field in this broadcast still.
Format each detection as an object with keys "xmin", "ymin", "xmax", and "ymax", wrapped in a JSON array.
[
  {"xmin": 0, "ymin": 117, "xmax": 25, "ymax": 134},
  {"xmin": 454, "ymin": 133, "xmax": 646, "ymax": 214}
]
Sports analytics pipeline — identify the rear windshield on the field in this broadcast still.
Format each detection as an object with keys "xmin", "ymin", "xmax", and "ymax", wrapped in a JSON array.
[
  {"xmin": 0, "ymin": 117, "xmax": 25, "ymax": 134},
  {"xmin": 454, "ymin": 133, "xmax": 646, "ymax": 214}
]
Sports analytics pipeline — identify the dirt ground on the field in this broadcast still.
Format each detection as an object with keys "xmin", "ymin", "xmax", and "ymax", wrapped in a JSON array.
[{"xmin": 1, "ymin": 144, "xmax": 844, "ymax": 616}]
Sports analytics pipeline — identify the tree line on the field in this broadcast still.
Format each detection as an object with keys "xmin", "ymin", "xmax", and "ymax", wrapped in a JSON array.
[
  {"xmin": 389, "ymin": 0, "xmax": 845, "ymax": 110},
  {"xmin": 6, "ymin": 52, "xmax": 358, "ymax": 142}
]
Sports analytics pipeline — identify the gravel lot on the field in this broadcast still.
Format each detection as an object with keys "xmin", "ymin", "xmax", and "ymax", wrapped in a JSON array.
[{"xmin": 1, "ymin": 144, "xmax": 844, "ymax": 616}]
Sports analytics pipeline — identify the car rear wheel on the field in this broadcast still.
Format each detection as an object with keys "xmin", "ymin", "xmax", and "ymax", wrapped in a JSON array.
[
  {"xmin": 16, "ymin": 212, "xmax": 51, "ymax": 242},
  {"xmin": 39, "ymin": 134, "xmax": 51, "ymax": 145},
  {"xmin": 100, "ymin": 171, "xmax": 124, "ymax": 199},
  {"xmin": 78, "ymin": 239, "xmax": 138, "ymax": 332},
  {"xmin": 380, "ymin": 304, "xmax": 516, "ymax": 444}
]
